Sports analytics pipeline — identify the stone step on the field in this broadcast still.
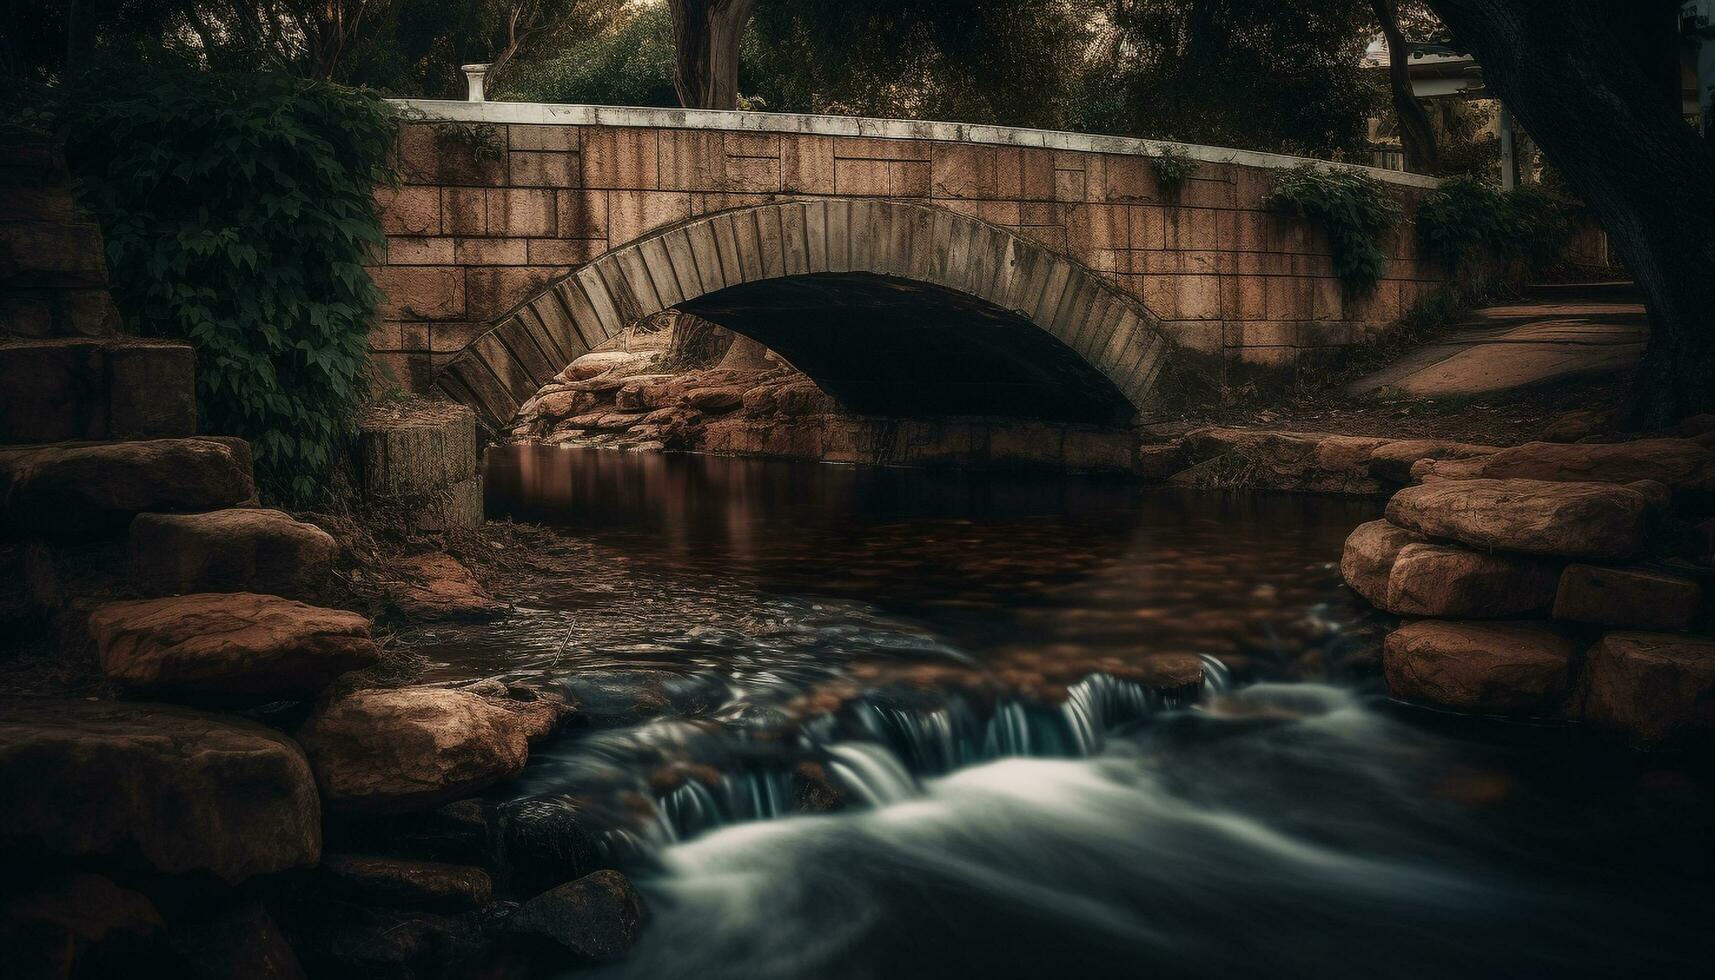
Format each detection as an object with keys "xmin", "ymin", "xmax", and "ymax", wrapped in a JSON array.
[
  {"xmin": 88, "ymin": 592, "xmax": 379, "ymax": 704},
  {"xmin": 2, "ymin": 285, "xmax": 121, "ymax": 340},
  {"xmin": 0, "ymin": 437, "xmax": 255, "ymax": 541},
  {"xmin": 0, "ymin": 337, "xmax": 195, "ymax": 443},
  {"xmin": 129, "ymin": 508, "xmax": 336, "ymax": 601}
]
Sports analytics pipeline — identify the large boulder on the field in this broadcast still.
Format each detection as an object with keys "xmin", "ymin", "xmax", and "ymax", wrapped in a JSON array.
[
  {"xmin": 297, "ymin": 687, "xmax": 531, "ymax": 814},
  {"xmin": 88, "ymin": 593, "xmax": 379, "ymax": 703},
  {"xmin": 1382, "ymin": 621, "xmax": 1579, "ymax": 714},
  {"xmin": 1366, "ymin": 439, "xmax": 1498, "ymax": 484},
  {"xmin": 0, "ymin": 438, "xmax": 254, "ymax": 541},
  {"xmin": 1339, "ymin": 519, "xmax": 1425, "ymax": 608},
  {"xmin": 129, "ymin": 508, "xmax": 336, "ymax": 600},
  {"xmin": 0, "ymin": 699, "xmax": 321, "ymax": 882},
  {"xmin": 1576, "ymin": 632, "xmax": 1715, "ymax": 746},
  {"xmin": 505, "ymin": 870, "xmax": 647, "ymax": 960},
  {"xmin": 1384, "ymin": 543, "xmax": 1561, "ymax": 618},
  {"xmin": 1415, "ymin": 439, "xmax": 1715, "ymax": 493},
  {"xmin": 385, "ymin": 553, "xmax": 506, "ymax": 621},
  {"xmin": 1552, "ymin": 564, "xmax": 1703, "ymax": 631},
  {"xmin": 1385, "ymin": 478, "xmax": 1654, "ymax": 560}
]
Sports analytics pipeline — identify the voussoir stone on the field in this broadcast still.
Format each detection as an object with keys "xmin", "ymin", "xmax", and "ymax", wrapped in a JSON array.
[
  {"xmin": 1416, "ymin": 439, "xmax": 1715, "ymax": 493},
  {"xmin": 0, "ymin": 438, "xmax": 254, "ymax": 540},
  {"xmin": 1340, "ymin": 519, "xmax": 1426, "ymax": 608},
  {"xmin": 1384, "ymin": 543, "xmax": 1561, "ymax": 618},
  {"xmin": 1576, "ymin": 632, "xmax": 1715, "ymax": 745},
  {"xmin": 129, "ymin": 508, "xmax": 336, "ymax": 600},
  {"xmin": 297, "ymin": 687, "xmax": 531, "ymax": 814},
  {"xmin": 1385, "ymin": 478, "xmax": 1653, "ymax": 560},
  {"xmin": 1552, "ymin": 564, "xmax": 1703, "ymax": 632},
  {"xmin": 88, "ymin": 593, "xmax": 379, "ymax": 702},
  {"xmin": 0, "ymin": 698, "xmax": 321, "ymax": 882},
  {"xmin": 1382, "ymin": 620, "xmax": 1579, "ymax": 714},
  {"xmin": 505, "ymin": 870, "xmax": 647, "ymax": 960}
]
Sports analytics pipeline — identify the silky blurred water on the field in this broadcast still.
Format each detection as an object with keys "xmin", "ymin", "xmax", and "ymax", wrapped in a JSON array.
[{"xmin": 408, "ymin": 446, "xmax": 1714, "ymax": 979}]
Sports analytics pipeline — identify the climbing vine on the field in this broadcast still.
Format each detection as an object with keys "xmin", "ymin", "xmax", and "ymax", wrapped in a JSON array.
[
  {"xmin": 1149, "ymin": 146, "xmax": 1199, "ymax": 202},
  {"xmin": 58, "ymin": 68, "xmax": 398, "ymax": 504},
  {"xmin": 1416, "ymin": 177, "xmax": 1573, "ymax": 272},
  {"xmin": 1264, "ymin": 165, "xmax": 1401, "ymax": 298}
]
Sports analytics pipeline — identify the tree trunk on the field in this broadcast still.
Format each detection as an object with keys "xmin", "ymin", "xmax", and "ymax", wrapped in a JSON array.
[
  {"xmin": 1371, "ymin": 0, "xmax": 1440, "ymax": 172},
  {"xmin": 1428, "ymin": 0, "xmax": 1715, "ymax": 426},
  {"xmin": 668, "ymin": 0, "xmax": 756, "ymax": 109}
]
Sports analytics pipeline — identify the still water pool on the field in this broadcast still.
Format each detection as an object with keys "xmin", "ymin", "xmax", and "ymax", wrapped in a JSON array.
[{"xmin": 403, "ymin": 446, "xmax": 1712, "ymax": 979}]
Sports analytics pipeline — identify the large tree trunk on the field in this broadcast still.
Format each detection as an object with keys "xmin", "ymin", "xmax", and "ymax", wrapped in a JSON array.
[
  {"xmin": 1371, "ymin": 0, "xmax": 1440, "ymax": 172},
  {"xmin": 668, "ymin": 0, "xmax": 756, "ymax": 109},
  {"xmin": 1429, "ymin": 0, "xmax": 1715, "ymax": 426}
]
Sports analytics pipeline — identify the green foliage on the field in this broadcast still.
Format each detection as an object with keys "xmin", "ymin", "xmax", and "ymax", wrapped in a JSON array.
[
  {"xmin": 498, "ymin": 2, "xmax": 680, "ymax": 106},
  {"xmin": 1416, "ymin": 177, "xmax": 1574, "ymax": 271},
  {"xmin": 58, "ymin": 68, "xmax": 396, "ymax": 504},
  {"xmin": 1265, "ymin": 165, "xmax": 1401, "ymax": 297},
  {"xmin": 1149, "ymin": 147, "xmax": 1200, "ymax": 202}
]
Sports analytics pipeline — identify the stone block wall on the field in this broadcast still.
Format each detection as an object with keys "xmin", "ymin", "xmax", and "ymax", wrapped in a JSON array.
[{"xmin": 370, "ymin": 103, "xmax": 1449, "ymax": 400}]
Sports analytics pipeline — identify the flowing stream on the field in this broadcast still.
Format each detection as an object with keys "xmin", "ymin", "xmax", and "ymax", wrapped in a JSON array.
[{"xmin": 400, "ymin": 446, "xmax": 1712, "ymax": 979}]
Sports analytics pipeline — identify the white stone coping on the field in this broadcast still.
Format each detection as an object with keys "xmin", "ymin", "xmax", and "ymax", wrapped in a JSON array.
[{"xmin": 390, "ymin": 99, "xmax": 1443, "ymax": 190}]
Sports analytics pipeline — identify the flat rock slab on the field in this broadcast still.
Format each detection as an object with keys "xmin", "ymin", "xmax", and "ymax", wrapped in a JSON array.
[
  {"xmin": 1340, "ymin": 519, "xmax": 1425, "ymax": 609},
  {"xmin": 1416, "ymin": 439, "xmax": 1715, "ymax": 493},
  {"xmin": 1383, "ymin": 620, "xmax": 1579, "ymax": 714},
  {"xmin": 129, "ymin": 508, "xmax": 336, "ymax": 601},
  {"xmin": 386, "ymin": 553, "xmax": 506, "ymax": 621},
  {"xmin": 89, "ymin": 593, "xmax": 379, "ymax": 702},
  {"xmin": 0, "ymin": 438, "xmax": 254, "ymax": 541},
  {"xmin": 1576, "ymin": 632, "xmax": 1715, "ymax": 746},
  {"xmin": 0, "ymin": 698, "xmax": 320, "ymax": 883},
  {"xmin": 1553, "ymin": 564, "xmax": 1703, "ymax": 632},
  {"xmin": 1385, "ymin": 543, "xmax": 1560, "ymax": 618},
  {"xmin": 506, "ymin": 870, "xmax": 647, "ymax": 960},
  {"xmin": 1386, "ymin": 478, "xmax": 1654, "ymax": 560},
  {"xmin": 1366, "ymin": 439, "xmax": 1498, "ymax": 485},
  {"xmin": 320, "ymin": 854, "xmax": 493, "ymax": 911},
  {"xmin": 298, "ymin": 687, "xmax": 530, "ymax": 814}
]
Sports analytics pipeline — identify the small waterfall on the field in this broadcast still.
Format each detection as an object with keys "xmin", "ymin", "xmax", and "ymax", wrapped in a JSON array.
[
  {"xmin": 826, "ymin": 742, "xmax": 919, "ymax": 807},
  {"xmin": 1199, "ymin": 654, "xmax": 1233, "ymax": 695}
]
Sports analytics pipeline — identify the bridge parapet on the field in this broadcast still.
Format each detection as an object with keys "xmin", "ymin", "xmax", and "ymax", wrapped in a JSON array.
[{"xmin": 372, "ymin": 100, "xmax": 1448, "ymax": 403}]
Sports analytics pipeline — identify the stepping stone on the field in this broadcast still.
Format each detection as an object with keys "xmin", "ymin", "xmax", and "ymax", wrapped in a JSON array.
[
  {"xmin": 319, "ymin": 854, "xmax": 493, "ymax": 911},
  {"xmin": 0, "ymin": 438, "xmax": 254, "ymax": 541},
  {"xmin": 1576, "ymin": 632, "xmax": 1715, "ymax": 746},
  {"xmin": 0, "ymin": 698, "xmax": 321, "ymax": 883},
  {"xmin": 1384, "ymin": 543, "xmax": 1560, "ymax": 618},
  {"xmin": 1386, "ymin": 478, "xmax": 1654, "ymax": 561},
  {"xmin": 1416, "ymin": 439, "xmax": 1715, "ymax": 493},
  {"xmin": 129, "ymin": 508, "xmax": 336, "ymax": 601},
  {"xmin": 1366, "ymin": 439, "xmax": 1498, "ymax": 484},
  {"xmin": 1383, "ymin": 620, "xmax": 1579, "ymax": 714},
  {"xmin": 88, "ymin": 592, "xmax": 378, "ymax": 703},
  {"xmin": 297, "ymin": 687, "xmax": 531, "ymax": 814},
  {"xmin": 384, "ymin": 553, "xmax": 505, "ymax": 621},
  {"xmin": 1553, "ymin": 564, "xmax": 1703, "ymax": 631},
  {"xmin": 1340, "ymin": 519, "xmax": 1424, "ymax": 608}
]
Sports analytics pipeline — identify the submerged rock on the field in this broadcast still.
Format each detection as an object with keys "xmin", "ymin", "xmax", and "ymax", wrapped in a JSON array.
[
  {"xmin": 0, "ymin": 698, "xmax": 321, "ymax": 882},
  {"xmin": 1551, "ymin": 564, "xmax": 1703, "ymax": 632},
  {"xmin": 1386, "ymin": 478, "xmax": 1654, "ymax": 560},
  {"xmin": 1384, "ymin": 543, "xmax": 1560, "ymax": 618},
  {"xmin": 1575, "ymin": 632, "xmax": 1715, "ymax": 746},
  {"xmin": 298, "ymin": 687, "xmax": 531, "ymax": 814},
  {"xmin": 88, "ymin": 592, "xmax": 379, "ymax": 702},
  {"xmin": 128, "ymin": 508, "xmax": 336, "ymax": 601},
  {"xmin": 1382, "ymin": 621, "xmax": 1579, "ymax": 714},
  {"xmin": 505, "ymin": 870, "xmax": 647, "ymax": 960}
]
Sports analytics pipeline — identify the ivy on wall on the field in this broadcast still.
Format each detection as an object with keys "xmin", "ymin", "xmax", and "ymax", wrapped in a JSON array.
[
  {"xmin": 1264, "ymin": 165, "xmax": 1401, "ymax": 298},
  {"xmin": 59, "ymin": 69, "xmax": 398, "ymax": 504},
  {"xmin": 1415, "ymin": 177, "xmax": 1573, "ymax": 273}
]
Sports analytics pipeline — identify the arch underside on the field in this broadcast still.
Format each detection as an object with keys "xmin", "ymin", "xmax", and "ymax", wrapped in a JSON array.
[{"xmin": 434, "ymin": 200, "xmax": 1170, "ymax": 431}]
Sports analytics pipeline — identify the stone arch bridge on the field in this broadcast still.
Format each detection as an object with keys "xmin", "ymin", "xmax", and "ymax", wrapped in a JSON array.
[{"xmin": 373, "ymin": 101, "xmax": 1443, "ymax": 431}]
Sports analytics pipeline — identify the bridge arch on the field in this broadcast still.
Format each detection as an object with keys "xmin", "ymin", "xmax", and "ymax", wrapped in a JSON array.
[{"xmin": 434, "ymin": 199, "xmax": 1170, "ymax": 431}]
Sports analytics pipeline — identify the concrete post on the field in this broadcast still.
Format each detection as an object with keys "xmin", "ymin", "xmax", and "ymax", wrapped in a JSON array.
[
  {"xmin": 1498, "ymin": 106, "xmax": 1517, "ymax": 190},
  {"xmin": 462, "ymin": 64, "xmax": 491, "ymax": 103}
]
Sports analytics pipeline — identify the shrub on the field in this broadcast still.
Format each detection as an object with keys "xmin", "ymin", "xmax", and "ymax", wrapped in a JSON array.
[
  {"xmin": 58, "ymin": 68, "xmax": 397, "ymax": 505},
  {"xmin": 1264, "ymin": 165, "xmax": 1401, "ymax": 298},
  {"xmin": 1149, "ymin": 146, "xmax": 1199, "ymax": 202},
  {"xmin": 1415, "ymin": 177, "xmax": 1573, "ymax": 272}
]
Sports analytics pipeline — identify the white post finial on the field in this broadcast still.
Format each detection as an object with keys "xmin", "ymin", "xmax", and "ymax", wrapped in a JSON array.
[{"xmin": 462, "ymin": 64, "xmax": 492, "ymax": 103}]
